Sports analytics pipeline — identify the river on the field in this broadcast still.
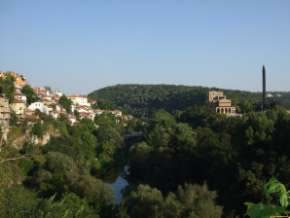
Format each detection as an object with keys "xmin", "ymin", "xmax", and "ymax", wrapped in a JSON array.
[{"xmin": 106, "ymin": 166, "xmax": 129, "ymax": 204}]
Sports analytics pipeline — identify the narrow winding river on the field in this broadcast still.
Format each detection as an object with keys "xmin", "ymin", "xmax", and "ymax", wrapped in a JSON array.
[{"xmin": 106, "ymin": 166, "xmax": 129, "ymax": 204}]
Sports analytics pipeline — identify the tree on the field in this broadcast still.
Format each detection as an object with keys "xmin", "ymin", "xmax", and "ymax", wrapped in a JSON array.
[
  {"xmin": 239, "ymin": 100, "xmax": 255, "ymax": 113},
  {"xmin": 95, "ymin": 99, "xmax": 115, "ymax": 110},
  {"xmin": 10, "ymin": 111, "xmax": 18, "ymax": 126},
  {"xmin": 120, "ymin": 184, "xmax": 223, "ymax": 218},
  {"xmin": 243, "ymin": 112, "xmax": 274, "ymax": 145},
  {"xmin": 0, "ymin": 186, "xmax": 39, "ymax": 218},
  {"xmin": 245, "ymin": 178, "xmax": 290, "ymax": 217},
  {"xmin": 0, "ymin": 74, "xmax": 15, "ymax": 103},
  {"xmin": 176, "ymin": 183, "xmax": 223, "ymax": 218},
  {"xmin": 95, "ymin": 117, "xmax": 123, "ymax": 167},
  {"xmin": 121, "ymin": 185, "xmax": 165, "ymax": 218},
  {"xmin": 36, "ymin": 193, "xmax": 99, "ymax": 218},
  {"xmin": 21, "ymin": 85, "xmax": 39, "ymax": 105},
  {"xmin": 58, "ymin": 95, "xmax": 72, "ymax": 113},
  {"xmin": 0, "ymin": 187, "xmax": 100, "ymax": 218},
  {"xmin": 31, "ymin": 122, "xmax": 47, "ymax": 139}
]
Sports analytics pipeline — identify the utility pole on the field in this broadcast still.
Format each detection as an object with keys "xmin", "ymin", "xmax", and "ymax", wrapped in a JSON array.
[{"xmin": 262, "ymin": 65, "xmax": 266, "ymax": 111}]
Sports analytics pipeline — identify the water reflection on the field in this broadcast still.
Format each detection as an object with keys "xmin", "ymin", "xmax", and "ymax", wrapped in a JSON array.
[
  {"xmin": 106, "ymin": 166, "xmax": 129, "ymax": 204},
  {"xmin": 110, "ymin": 175, "xmax": 129, "ymax": 204}
]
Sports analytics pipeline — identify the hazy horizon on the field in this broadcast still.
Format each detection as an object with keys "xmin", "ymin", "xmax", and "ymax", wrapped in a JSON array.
[{"xmin": 1, "ymin": 0, "xmax": 290, "ymax": 94}]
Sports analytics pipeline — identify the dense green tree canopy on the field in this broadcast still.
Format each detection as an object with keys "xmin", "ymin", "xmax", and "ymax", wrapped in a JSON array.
[
  {"xmin": 127, "ymin": 108, "xmax": 290, "ymax": 217},
  {"xmin": 1, "ymin": 84, "xmax": 290, "ymax": 218},
  {"xmin": 120, "ymin": 184, "xmax": 223, "ymax": 218},
  {"xmin": 21, "ymin": 85, "xmax": 39, "ymax": 105},
  {"xmin": 0, "ymin": 74, "xmax": 16, "ymax": 103},
  {"xmin": 89, "ymin": 84, "xmax": 290, "ymax": 119},
  {"xmin": 58, "ymin": 95, "xmax": 73, "ymax": 113}
]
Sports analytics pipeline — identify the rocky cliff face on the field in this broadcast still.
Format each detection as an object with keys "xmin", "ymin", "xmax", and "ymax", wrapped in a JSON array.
[
  {"xmin": 1, "ymin": 124, "xmax": 60, "ymax": 150},
  {"xmin": 0, "ymin": 124, "xmax": 10, "ymax": 152},
  {"xmin": 31, "ymin": 132, "xmax": 52, "ymax": 145}
]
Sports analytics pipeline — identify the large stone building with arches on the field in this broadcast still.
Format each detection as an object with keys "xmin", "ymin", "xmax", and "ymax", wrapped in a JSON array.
[{"xmin": 209, "ymin": 91, "xmax": 237, "ymax": 115}]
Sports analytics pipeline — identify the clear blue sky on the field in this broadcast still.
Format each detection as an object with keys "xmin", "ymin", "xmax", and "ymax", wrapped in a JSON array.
[{"xmin": 1, "ymin": 0, "xmax": 290, "ymax": 94}]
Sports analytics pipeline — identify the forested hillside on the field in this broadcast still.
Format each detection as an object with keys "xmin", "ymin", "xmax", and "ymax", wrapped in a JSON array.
[
  {"xmin": 90, "ymin": 85, "xmax": 210, "ymax": 117},
  {"xmin": 127, "ymin": 108, "xmax": 290, "ymax": 217},
  {"xmin": 2, "ymin": 87, "xmax": 290, "ymax": 217},
  {"xmin": 89, "ymin": 84, "xmax": 288, "ymax": 118}
]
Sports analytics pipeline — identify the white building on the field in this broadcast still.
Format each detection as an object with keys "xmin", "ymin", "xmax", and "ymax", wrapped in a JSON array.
[
  {"xmin": 68, "ymin": 96, "xmax": 91, "ymax": 107},
  {"xmin": 34, "ymin": 87, "xmax": 51, "ymax": 98},
  {"xmin": 28, "ymin": 102, "xmax": 49, "ymax": 115},
  {"xmin": 55, "ymin": 91, "xmax": 63, "ymax": 97}
]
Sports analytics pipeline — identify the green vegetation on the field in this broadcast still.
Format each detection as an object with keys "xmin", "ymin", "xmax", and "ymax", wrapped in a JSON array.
[
  {"xmin": 1, "ymin": 84, "xmax": 290, "ymax": 217},
  {"xmin": 0, "ymin": 114, "xmax": 124, "ymax": 217},
  {"xmin": 246, "ymin": 178, "xmax": 290, "ymax": 217},
  {"xmin": 22, "ymin": 85, "xmax": 39, "ymax": 105},
  {"xmin": 120, "ymin": 184, "xmax": 222, "ymax": 218},
  {"xmin": 0, "ymin": 74, "xmax": 16, "ymax": 103},
  {"xmin": 58, "ymin": 95, "xmax": 73, "ymax": 113},
  {"xmin": 89, "ymin": 84, "xmax": 210, "ymax": 118},
  {"xmin": 127, "ymin": 107, "xmax": 290, "ymax": 216},
  {"xmin": 89, "ymin": 84, "xmax": 290, "ymax": 118}
]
